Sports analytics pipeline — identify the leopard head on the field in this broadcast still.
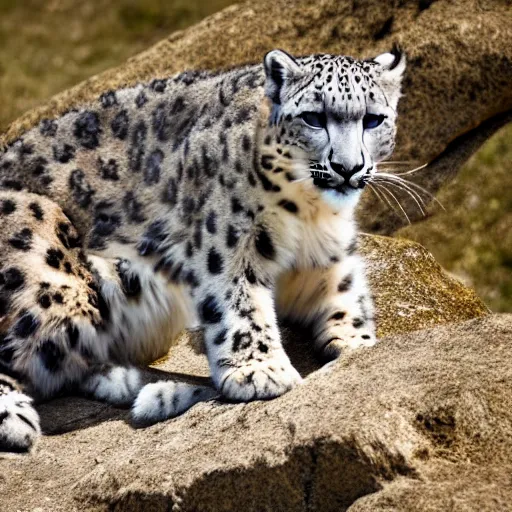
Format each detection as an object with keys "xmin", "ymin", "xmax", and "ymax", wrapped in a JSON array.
[{"xmin": 263, "ymin": 48, "xmax": 406, "ymax": 204}]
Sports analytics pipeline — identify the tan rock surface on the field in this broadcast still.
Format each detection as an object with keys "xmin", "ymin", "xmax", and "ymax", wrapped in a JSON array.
[
  {"xmin": 2, "ymin": 312, "xmax": 511, "ymax": 511},
  {"xmin": 360, "ymin": 234, "xmax": 488, "ymax": 337}
]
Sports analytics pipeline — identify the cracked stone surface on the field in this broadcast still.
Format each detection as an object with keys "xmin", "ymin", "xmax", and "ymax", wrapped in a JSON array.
[{"xmin": 2, "ymin": 313, "xmax": 511, "ymax": 511}]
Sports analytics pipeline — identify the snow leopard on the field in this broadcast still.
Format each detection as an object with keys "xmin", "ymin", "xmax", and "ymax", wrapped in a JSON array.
[{"xmin": 0, "ymin": 47, "xmax": 405, "ymax": 453}]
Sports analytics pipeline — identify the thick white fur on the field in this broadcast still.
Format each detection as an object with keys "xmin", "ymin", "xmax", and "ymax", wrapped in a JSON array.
[
  {"xmin": 88, "ymin": 247, "xmax": 195, "ymax": 364},
  {"xmin": 132, "ymin": 381, "xmax": 217, "ymax": 425},
  {"xmin": 80, "ymin": 366, "xmax": 142, "ymax": 405},
  {"xmin": 0, "ymin": 389, "xmax": 41, "ymax": 454}
]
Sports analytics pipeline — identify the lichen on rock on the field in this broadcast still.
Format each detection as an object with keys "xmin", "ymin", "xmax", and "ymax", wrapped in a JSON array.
[{"xmin": 360, "ymin": 235, "xmax": 489, "ymax": 338}]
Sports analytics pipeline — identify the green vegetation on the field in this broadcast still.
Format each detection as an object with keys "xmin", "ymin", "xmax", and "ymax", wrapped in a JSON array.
[
  {"xmin": 398, "ymin": 123, "xmax": 512, "ymax": 312},
  {"xmin": 0, "ymin": 0, "xmax": 237, "ymax": 131}
]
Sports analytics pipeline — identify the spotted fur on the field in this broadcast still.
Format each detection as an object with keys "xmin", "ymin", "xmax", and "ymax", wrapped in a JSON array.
[{"xmin": 0, "ymin": 48, "xmax": 405, "ymax": 449}]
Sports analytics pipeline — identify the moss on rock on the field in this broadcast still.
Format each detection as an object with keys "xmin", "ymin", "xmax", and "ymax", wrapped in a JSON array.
[{"xmin": 360, "ymin": 235, "xmax": 489, "ymax": 338}]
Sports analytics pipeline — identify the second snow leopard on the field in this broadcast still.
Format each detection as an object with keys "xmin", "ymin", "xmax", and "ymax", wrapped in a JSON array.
[{"xmin": 0, "ymin": 48, "xmax": 405, "ymax": 452}]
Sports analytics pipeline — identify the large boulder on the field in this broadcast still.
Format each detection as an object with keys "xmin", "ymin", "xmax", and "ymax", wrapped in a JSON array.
[
  {"xmin": 2, "ymin": 312, "xmax": 511, "ymax": 511},
  {"xmin": 0, "ymin": 234, "xmax": 491, "ymax": 510},
  {"xmin": 1, "ymin": 0, "xmax": 511, "ymax": 234}
]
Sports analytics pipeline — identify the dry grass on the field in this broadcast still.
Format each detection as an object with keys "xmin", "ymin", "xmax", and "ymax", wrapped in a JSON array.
[{"xmin": 0, "ymin": 0, "xmax": 237, "ymax": 131}]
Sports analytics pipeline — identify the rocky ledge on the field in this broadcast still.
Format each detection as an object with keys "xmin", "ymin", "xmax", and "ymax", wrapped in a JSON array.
[
  {"xmin": 3, "ymin": 313, "xmax": 511, "ymax": 511},
  {"xmin": 1, "ymin": 235, "xmax": 499, "ymax": 511}
]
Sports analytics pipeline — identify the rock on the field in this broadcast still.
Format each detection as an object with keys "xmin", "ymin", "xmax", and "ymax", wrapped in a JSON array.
[
  {"xmin": 395, "ymin": 122, "xmax": 512, "ymax": 312},
  {"xmin": 360, "ymin": 235, "xmax": 488, "ymax": 338},
  {"xmin": 1, "ymin": 0, "xmax": 510, "ymax": 233},
  {"xmin": 2, "ymin": 313, "xmax": 511, "ymax": 511}
]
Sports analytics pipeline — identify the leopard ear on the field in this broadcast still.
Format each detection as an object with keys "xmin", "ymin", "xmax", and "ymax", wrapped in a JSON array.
[
  {"xmin": 264, "ymin": 49, "xmax": 302, "ymax": 105},
  {"xmin": 373, "ymin": 45, "xmax": 406, "ymax": 109}
]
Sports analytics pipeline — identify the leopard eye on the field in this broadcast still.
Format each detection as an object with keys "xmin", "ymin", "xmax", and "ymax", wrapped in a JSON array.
[
  {"xmin": 363, "ymin": 114, "xmax": 386, "ymax": 130},
  {"xmin": 299, "ymin": 112, "xmax": 327, "ymax": 129}
]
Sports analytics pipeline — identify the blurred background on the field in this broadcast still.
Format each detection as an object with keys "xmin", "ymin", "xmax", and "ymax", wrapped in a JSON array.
[{"xmin": 0, "ymin": 0, "xmax": 510, "ymax": 312}]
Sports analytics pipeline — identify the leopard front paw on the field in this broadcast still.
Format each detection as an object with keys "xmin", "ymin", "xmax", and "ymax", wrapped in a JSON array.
[
  {"xmin": 320, "ymin": 331, "xmax": 377, "ymax": 361},
  {"xmin": 0, "ymin": 390, "xmax": 41, "ymax": 453},
  {"xmin": 217, "ymin": 354, "xmax": 302, "ymax": 402}
]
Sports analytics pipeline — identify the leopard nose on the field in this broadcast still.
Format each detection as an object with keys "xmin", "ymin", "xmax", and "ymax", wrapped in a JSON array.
[{"xmin": 330, "ymin": 161, "xmax": 364, "ymax": 182}]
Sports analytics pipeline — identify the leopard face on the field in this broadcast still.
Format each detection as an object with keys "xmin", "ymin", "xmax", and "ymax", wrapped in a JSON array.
[{"xmin": 263, "ymin": 48, "xmax": 406, "ymax": 206}]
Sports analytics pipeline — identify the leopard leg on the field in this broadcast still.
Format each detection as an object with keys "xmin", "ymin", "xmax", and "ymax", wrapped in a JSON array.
[
  {"xmin": 129, "ymin": 274, "xmax": 302, "ymax": 419},
  {"xmin": 81, "ymin": 252, "xmax": 217, "ymax": 420},
  {"xmin": 196, "ymin": 269, "xmax": 302, "ymax": 402},
  {"xmin": 0, "ymin": 191, "xmax": 143, "ymax": 403},
  {"xmin": 0, "ymin": 190, "xmax": 201, "ymax": 413},
  {"xmin": 131, "ymin": 380, "xmax": 217, "ymax": 425},
  {"xmin": 276, "ymin": 254, "xmax": 376, "ymax": 362}
]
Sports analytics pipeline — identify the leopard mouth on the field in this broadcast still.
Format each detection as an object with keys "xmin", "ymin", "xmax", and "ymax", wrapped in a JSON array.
[{"xmin": 309, "ymin": 166, "xmax": 364, "ymax": 193}]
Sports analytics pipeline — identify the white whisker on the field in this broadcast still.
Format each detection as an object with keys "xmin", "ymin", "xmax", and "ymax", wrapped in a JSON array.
[
  {"xmin": 291, "ymin": 176, "xmax": 313, "ymax": 184},
  {"xmin": 375, "ymin": 180, "xmax": 426, "ymax": 216},
  {"xmin": 373, "ymin": 172, "xmax": 445, "ymax": 211},
  {"xmin": 369, "ymin": 184, "xmax": 401, "ymax": 217},
  {"xmin": 377, "ymin": 160, "xmax": 420, "ymax": 166},
  {"xmin": 372, "ymin": 175, "xmax": 427, "ymax": 203},
  {"xmin": 372, "ymin": 175, "xmax": 428, "ymax": 206},
  {"xmin": 394, "ymin": 162, "xmax": 429, "ymax": 176},
  {"xmin": 375, "ymin": 183, "xmax": 411, "ymax": 224},
  {"xmin": 368, "ymin": 184, "xmax": 397, "ymax": 214}
]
